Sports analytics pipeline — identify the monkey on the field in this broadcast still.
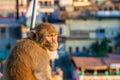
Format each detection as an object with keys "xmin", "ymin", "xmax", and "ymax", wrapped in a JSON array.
[{"xmin": 3, "ymin": 22, "xmax": 58, "ymax": 80}]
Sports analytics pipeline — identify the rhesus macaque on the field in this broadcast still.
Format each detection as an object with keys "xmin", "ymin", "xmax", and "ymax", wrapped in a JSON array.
[{"xmin": 3, "ymin": 22, "xmax": 58, "ymax": 80}]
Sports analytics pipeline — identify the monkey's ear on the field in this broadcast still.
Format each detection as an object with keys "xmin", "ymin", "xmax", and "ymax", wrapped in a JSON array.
[{"xmin": 29, "ymin": 30, "xmax": 36, "ymax": 39}]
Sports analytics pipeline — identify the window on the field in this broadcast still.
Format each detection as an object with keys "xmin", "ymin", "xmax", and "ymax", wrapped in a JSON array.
[
  {"xmin": 75, "ymin": 46, "xmax": 79, "ymax": 53},
  {"xmin": 69, "ymin": 47, "xmax": 73, "ymax": 54},
  {"xmin": 60, "ymin": 7, "xmax": 65, "ymax": 11},
  {"xmin": 41, "ymin": 1, "xmax": 45, "ymax": 6},
  {"xmin": 44, "ymin": 1, "xmax": 47, "ymax": 6},
  {"xmin": 48, "ymin": 1, "xmax": 52, "ymax": 6},
  {"xmin": 74, "ymin": 7, "xmax": 79, "ymax": 11},
  {"xmin": 8, "ymin": 12, "xmax": 14, "ymax": 17},
  {"xmin": 99, "ymin": 8, "xmax": 101, "ymax": 10},
  {"xmin": 59, "ymin": 27, "xmax": 62, "ymax": 35},
  {"xmin": 115, "ymin": 6, "xmax": 119, "ymax": 10},
  {"xmin": 104, "ymin": 7, "xmax": 107, "ymax": 11},
  {"xmin": 96, "ymin": 29, "xmax": 105, "ymax": 33},
  {"xmin": 54, "ymin": 0, "xmax": 59, "ymax": 6},
  {"xmin": 99, "ymin": 29, "xmax": 105, "ymax": 33},
  {"xmin": 0, "ymin": 27, "xmax": 5, "ymax": 34},
  {"xmin": 0, "ymin": 27, "xmax": 6, "ymax": 39},
  {"xmin": 39, "ymin": 2, "xmax": 42, "ymax": 6},
  {"xmin": 9, "ymin": 27, "xmax": 21, "ymax": 39},
  {"xmin": 109, "ymin": 7, "xmax": 112, "ymax": 11}
]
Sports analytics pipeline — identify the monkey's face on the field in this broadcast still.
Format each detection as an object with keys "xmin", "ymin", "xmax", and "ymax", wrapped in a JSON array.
[{"xmin": 45, "ymin": 33, "xmax": 58, "ymax": 51}]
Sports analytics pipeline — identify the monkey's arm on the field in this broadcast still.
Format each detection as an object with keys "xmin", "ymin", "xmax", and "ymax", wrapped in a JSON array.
[
  {"xmin": 10, "ymin": 64, "xmax": 35, "ymax": 80},
  {"xmin": 4, "ymin": 51, "xmax": 36, "ymax": 80}
]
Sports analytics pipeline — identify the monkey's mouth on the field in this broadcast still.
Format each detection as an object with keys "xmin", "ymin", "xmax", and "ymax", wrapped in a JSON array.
[
  {"xmin": 49, "ymin": 42, "xmax": 58, "ymax": 49},
  {"xmin": 45, "ymin": 40, "xmax": 58, "ymax": 51},
  {"xmin": 51, "ymin": 43, "xmax": 57, "ymax": 47}
]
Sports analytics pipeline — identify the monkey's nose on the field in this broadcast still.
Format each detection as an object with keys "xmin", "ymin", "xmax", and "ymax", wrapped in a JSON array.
[{"xmin": 52, "ymin": 41, "xmax": 56, "ymax": 44}]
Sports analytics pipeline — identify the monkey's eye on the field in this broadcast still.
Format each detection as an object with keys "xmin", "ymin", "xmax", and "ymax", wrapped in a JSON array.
[
  {"xmin": 46, "ymin": 33, "xmax": 58, "ymax": 38},
  {"xmin": 52, "ymin": 33, "xmax": 57, "ymax": 36},
  {"xmin": 48, "ymin": 35, "xmax": 51, "ymax": 37},
  {"xmin": 46, "ymin": 34, "xmax": 51, "ymax": 37}
]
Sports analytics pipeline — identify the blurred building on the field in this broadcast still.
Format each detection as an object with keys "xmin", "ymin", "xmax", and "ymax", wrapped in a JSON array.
[
  {"xmin": 0, "ymin": 19, "xmax": 22, "ymax": 50},
  {"xmin": 71, "ymin": 54, "xmax": 120, "ymax": 80},
  {"xmin": 97, "ymin": 0, "xmax": 120, "ymax": 18},
  {"xmin": 58, "ymin": 0, "xmax": 120, "ymax": 20},
  {"xmin": 18, "ymin": 0, "xmax": 28, "ymax": 16},
  {"xmin": 0, "ymin": 0, "xmax": 23, "ymax": 51},
  {"xmin": 0, "ymin": 0, "xmax": 16, "ymax": 18},
  {"xmin": 18, "ymin": 0, "xmax": 120, "ymax": 55},
  {"xmin": 38, "ymin": 0, "xmax": 55, "ymax": 13},
  {"xmin": 52, "ymin": 19, "xmax": 120, "ymax": 56},
  {"xmin": 51, "ymin": 0, "xmax": 120, "ymax": 55}
]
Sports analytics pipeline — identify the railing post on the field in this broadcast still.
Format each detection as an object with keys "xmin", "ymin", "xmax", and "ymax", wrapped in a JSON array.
[{"xmin": 30, "ymin": 0, "xmax": 38, "ymax": 30}]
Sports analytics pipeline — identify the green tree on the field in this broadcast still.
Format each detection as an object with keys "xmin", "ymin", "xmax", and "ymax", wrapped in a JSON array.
[
  {"xmin": 100, "ymin": 39, "xmax": 109, "ymax": 56},
  {"xmin": 91, "ymin": 39, "xmax": 108, "ymax": 57}
]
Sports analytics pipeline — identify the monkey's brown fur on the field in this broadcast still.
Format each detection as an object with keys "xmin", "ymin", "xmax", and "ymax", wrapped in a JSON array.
[{"xmin": 3, "ymin": 23, "xmax": 58, "ymax": 80}]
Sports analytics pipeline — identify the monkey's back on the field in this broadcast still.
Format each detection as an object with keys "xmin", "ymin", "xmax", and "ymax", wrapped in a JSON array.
[{"xmin": 3, "ymin": 39, "xmax": 51, "ymax": 80}]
